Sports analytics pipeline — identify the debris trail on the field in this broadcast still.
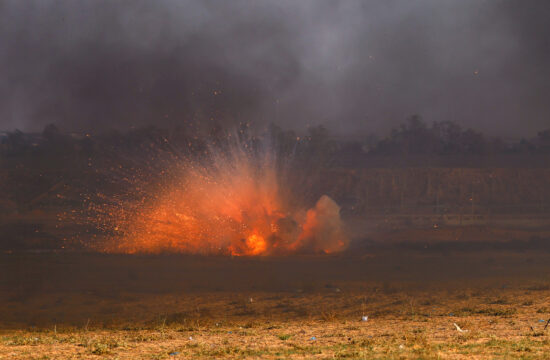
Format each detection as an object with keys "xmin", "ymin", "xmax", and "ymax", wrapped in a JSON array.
[{"xmin": 83, "ymin": 131, "xmax": 349, "ymax": 256}]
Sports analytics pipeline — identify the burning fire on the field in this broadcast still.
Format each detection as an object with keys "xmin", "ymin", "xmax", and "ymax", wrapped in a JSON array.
[{"xmin": 91, "ymin": 136, "xmax": 348, "ymax": 256}]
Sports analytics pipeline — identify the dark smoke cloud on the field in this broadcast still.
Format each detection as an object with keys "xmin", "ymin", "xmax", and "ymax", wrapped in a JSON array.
[{"xmin": 1, "ymin": 0, "xmax": 549, "ymax": 136}]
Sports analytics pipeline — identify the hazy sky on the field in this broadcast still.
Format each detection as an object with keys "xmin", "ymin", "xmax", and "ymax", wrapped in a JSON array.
[{"xmin": 1, "ymin": 0, "xmax": 549, "ymax": 137}]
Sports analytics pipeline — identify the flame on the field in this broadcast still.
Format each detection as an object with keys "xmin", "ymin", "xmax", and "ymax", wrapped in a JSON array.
[
  {"xmin": 236, "ymin": 233, "xmax": 267, "ymax": 256},
  {"xmin": 93, "ymin": 139, "xmax": 349, "ymax": 256}
]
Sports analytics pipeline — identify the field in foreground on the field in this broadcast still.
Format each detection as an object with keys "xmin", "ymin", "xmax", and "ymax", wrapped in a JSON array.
[{"xmin": 2, "ymin": 250, "xmax": 550, "ymax": 359}]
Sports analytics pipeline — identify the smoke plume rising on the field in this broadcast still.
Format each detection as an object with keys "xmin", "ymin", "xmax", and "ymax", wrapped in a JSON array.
[{"xmin": 1, "ymin": 0, "xmax": 549, "ymax": 137}]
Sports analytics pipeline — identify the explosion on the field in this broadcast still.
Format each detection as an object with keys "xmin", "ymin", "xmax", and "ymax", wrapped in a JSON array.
[{"xmin": 87, "ymin": 132, "xmax": 348, "ymax": 256}]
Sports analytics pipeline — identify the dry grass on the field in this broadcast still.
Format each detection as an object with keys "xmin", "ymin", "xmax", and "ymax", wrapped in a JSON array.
[
  {"xmin": 2, "ymin": 286, "xmax": 550, "ymax": 359},
  {"xmin": 2, "ymin": 252, "xmax": 550, "ymax": 358}
]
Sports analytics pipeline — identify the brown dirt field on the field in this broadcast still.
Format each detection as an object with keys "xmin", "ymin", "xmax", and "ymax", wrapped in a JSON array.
[{"xmin": 2, "ymin": 251, "xmax": 550, "ymax": 359}]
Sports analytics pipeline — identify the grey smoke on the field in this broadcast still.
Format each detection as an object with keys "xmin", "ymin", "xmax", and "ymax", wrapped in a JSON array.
[{"xmin": 1, "ymin": 0, "xmax": 549, "ymax": 136}]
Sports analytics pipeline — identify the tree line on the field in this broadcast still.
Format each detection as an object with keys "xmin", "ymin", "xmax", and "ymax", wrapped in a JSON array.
[{"xmin": 1, "ymin": 116, "xmax": 550, "ymax": 162}]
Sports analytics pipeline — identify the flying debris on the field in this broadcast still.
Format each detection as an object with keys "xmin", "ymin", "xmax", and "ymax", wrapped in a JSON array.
[{"xmin": 85, "ymin": 132, "xmax": 349, "ymax": 256}]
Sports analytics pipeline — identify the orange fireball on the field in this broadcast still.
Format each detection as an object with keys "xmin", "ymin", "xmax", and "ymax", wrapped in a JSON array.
[{"xmin": 98, "ymin": 141, "xmax": 349, "ymax": 256}]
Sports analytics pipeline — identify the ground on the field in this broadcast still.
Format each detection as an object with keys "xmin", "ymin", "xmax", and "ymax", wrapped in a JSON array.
[{"xmin": 2, "ymin": 250, "xmax": 550, "ymax": 359}]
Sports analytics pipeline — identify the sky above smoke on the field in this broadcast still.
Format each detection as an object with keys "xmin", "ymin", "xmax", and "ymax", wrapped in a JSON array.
[{"xmin": 1, "ymin": 0, "xmax": 549, "ymax": 137}]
